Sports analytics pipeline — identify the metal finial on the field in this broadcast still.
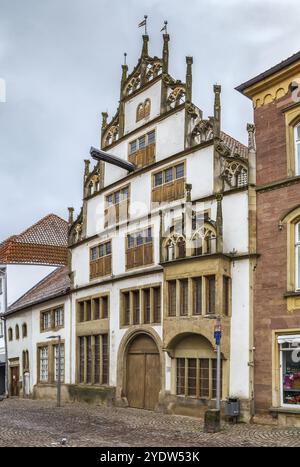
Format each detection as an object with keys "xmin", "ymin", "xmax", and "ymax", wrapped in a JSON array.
[{"xmin": 124, "ymin": 52, "xmax": 127, "ymax": 65}]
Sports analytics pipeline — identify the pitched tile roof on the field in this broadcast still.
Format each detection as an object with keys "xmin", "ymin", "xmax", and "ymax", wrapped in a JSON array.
[
  {"xmin": 7, "ymin": 266, "xmax": 70, "ymax": 314},
  {"xmin": 0, "ymin": 214, "xmax": 68, "ymax": 266},
  {"xmin": 220, "ymin": 131, "xmax": 248, "ymax": 159}
]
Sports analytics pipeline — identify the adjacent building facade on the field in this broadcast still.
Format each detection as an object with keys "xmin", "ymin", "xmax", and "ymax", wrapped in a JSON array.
[
  {"xmin": 1, "ymin": 214, "xmax": 68, "ymax": 395},
  {"xmin": 237, "ymin": 51, "xmax": 300, "ymax": 426}
]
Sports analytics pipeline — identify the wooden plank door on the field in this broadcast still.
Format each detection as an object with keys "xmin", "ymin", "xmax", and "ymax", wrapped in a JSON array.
[
  {"xmin": 126, "ymin": 353, "xmax": 145, "ymax": 409},
  {"xmin": 10, "ymin": 366, "xmax": 19, "ymax": 397},
  {"xmin": 144, "ymin": 353, "xmax": 161, "ymax": 410}
]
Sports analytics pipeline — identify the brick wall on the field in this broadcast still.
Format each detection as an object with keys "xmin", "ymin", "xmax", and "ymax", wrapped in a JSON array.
[{"xmin": 254, "ymin": 93, "xmax": 300, "ymax": 412}]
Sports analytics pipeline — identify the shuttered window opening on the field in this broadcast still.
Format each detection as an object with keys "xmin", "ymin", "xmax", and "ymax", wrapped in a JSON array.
[
  {"xmin": 126, "ymin": 227, "xmax": 153, "ymax": 270},
  {"xmin": 128, "ymin": 130, "xmax": 156, "ymax": 169},
  {"xmin": 152, "ymin": 162, "xmax": 185, "ymax": 203},
  {"xmin": 104, "ymin": 186, "xmax": 130, "ymax": 228},
  {"xmin": 121, "ymin": 285, "xmax": 162, "ymax": 326},
  {"xmin": 176, "ymin": 358, "xmax": 222, "ymax": 399},
  {"xmin": 90, "ymin": 240, "xmax": 112, "ymax": 279},
  {"xmin": 77, "ymin": 295, "xmax": 110, "ymax": 322},
  {"xmin": 78, "ymin": 334, "xmax": 109, "ymax": 386}
]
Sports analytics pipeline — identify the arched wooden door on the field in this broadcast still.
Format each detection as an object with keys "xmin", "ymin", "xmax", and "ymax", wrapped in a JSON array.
[{"xmin": 126, "ymin": 334, "xmax": 161, "ymax": 410}]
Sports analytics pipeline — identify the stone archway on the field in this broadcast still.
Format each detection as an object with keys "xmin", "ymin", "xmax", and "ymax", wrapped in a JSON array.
[
  {"xmin": 126, "ymin": 334, "xmax": 161, "ymax": 410},
  {"xmin": 116, "ymin": 328, "xmax": 164, "ymax": 410}
]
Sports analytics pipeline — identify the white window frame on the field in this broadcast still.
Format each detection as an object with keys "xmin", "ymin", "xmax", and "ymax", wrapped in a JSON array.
[
  {"xmin": 54, "ymin": 344, "xmax": 65, "ymax": 382},
  {"xmin": 295, "ymin": 123, "xmax": 300, "ymax": 176},
  {"xmin": 296, "ymin": 222, "xmax": 300, "ymax": 291}
]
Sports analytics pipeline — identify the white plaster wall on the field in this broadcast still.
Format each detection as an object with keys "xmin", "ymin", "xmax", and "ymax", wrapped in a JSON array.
[
  {"xmin": 229, "ymin": 259, "xmax": 250, "ymax": 399},
  {"xmin": 187, "ymin": 146, "xmax": 214, "ymax": 199},
  {"xmin": 6, "ymin": 295, "xmax": 71, "ymax": 393},
  {"xmin": 124, "ymin": 80, "xmax": 161, "ymax": 134},
  {"xmin": 223, "ymin": 191, "xmax": 249, "ymax": 253},
  {"xmin": 73, "ymin": 212, "xmax": 161, "ymax": 288}
]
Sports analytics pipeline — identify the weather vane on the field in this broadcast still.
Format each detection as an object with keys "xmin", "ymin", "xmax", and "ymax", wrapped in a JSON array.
[
  {"xmin": 123, "ymin": 52, "xmax": 127, "ymax": 65},
  {"xmin": 138, "ymin": 15, "xmax": 148, "ymax": 35},
  {"xmin": 161, "ymin": 20, "xmax": 168, "ymax": 33}
]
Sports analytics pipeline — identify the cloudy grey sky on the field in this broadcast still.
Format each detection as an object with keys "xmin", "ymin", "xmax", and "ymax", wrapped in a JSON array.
[{"xmin": 0, "ymin": 0, "xmax": 299, "ymax": 241}]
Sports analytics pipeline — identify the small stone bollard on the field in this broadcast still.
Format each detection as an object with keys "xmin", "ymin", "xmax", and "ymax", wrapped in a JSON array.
[{"xmin": 204, "ymin": 409, "xmax": 221, "ymax": 433}]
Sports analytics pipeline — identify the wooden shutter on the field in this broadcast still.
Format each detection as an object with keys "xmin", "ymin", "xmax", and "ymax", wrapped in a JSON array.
[{"xmin": 143, "ymin": 243, "xmax": 153, "ymax": 265}]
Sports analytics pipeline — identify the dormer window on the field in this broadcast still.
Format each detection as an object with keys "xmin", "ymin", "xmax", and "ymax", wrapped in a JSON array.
[{"xmin": 295, "ymin": 123, "xmax": 300, "ymax": 175}]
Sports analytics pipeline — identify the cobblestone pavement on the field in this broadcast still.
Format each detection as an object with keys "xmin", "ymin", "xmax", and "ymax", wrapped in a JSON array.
[{"xmin": 0, "ymin": 399, "xmax": 300, "ymax": 447}]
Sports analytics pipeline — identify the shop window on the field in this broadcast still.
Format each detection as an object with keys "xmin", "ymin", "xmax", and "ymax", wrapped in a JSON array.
[
  {"xmin": 279, "ymin": 335, "xmax": 300, "ymax": 407},
  {"xmin": 296, "ymin": 222, "xmax": 300, "ymax": 290}
]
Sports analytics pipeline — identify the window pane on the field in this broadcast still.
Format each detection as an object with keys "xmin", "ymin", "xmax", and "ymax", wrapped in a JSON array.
[
  {"xmin": 130, "ymin": 140, "xmax": 137, "ymax": 154},
  {"xmin": 187, "ymin": 359, "xmax": 197, "ymax": 396},
  {"xmin": 168, "ymin": 281, "xmax": 176, "ymax": 316},
  {"xmin": 102, "ymin": 334, "xmax": 109, "ymax": 385},
  {"xmin": 91, "ymin": 247, "xmax": 98, "ymax": 260},
  {"xmin": 93, "ymin": 298, "xmax": 100, "ymax": 320},
  {"xmin": 105, "ymin": 241, "xmax": 111, "ymax": 255},
  {"xmin": 144, "ymin": 289, "xmax": 151, "ymax": 324},
  {"xmin": 124, "ymin": 292, "xmax": 130, "ymax": 325},
  {"xmin": 223, "ymin": 276, "xmax": 230, "ymax": 316},
  {"xmin": 175, "ymin": 163, "xmax": 184, "ymax": 179},
  {"xmin": 164, "ymin": 167, "xmax": 173, "ymax": 183},
  {"xmin": 107, "ymin": 194, "xmax": 113, "ymax": 206},
  {"xmin": 102, "ymin": 296, "xmax": 109, "ymax": 319},
  {"xmin": 136, "ymin": 233, "xmax": 144, "ymax": 246},
  {"xmin": 297, "ymin": 142, "xmax": 300, "ymax": 175},
  {"xmin": 79, "ymin": 337, "xmax": 85, "ymax": 383},
  {"xmin": 296, "ymin": 125, "xmax": 300, "ymax": 141},
  {"xmin": 86, "ymin": 336, "xmax": 92, "ymax": 383},
  {"xmin": 127, "ymin": 234, "xmax": 135, "ymax": 249},
  {"xmin": 153, "ymin": 287, "xmax": 161, "ymax": 323},
  {"xmin": 86, "ymin": 301, "xmax": 92, "ymax": 321},
  {"xmin": 206, "ymin": 276, "xmax": 216, "ymax": 315},
  {"xmin": 94, "ymin": 335, "xmax": 100, "ymax": 384},
  {"xmin": 148, "ymin": 130, "xmax": 155, "ymax": 145},
  {"xmin": 193, "ymin": 278, "xmax": 202, "ymax": 315},
  {"xmin": 114, "ymin": 191, "xmax": 120, "ymax": 204},
  {"xmin": 176, "ymin": 358, "xmax": 185, "ymax": 395},
  {"xmin": 121, "ymin": 186, "xmax": 129, "ymax": 200},
  {"xmin": 180, "ymin": 279, "xmax": 188, "ymax": 316},
  {"xmin": 199, "ymin": 358, "xmax": 209, "ymax": 397},
  {"xmin": 54, "ymin": 344, "xmax": 64, "ymax": 382},
  {"xmin": 40, "ymin": 346, "xmax": 48, "ymax": 382},
  {"xmin": 54, "ymin": 307, "xmax": 64, "ymax": 327},
  {"xmin": 99, "ymin": 244, "xmax": 104, "ymax": 257},
  {"xmin": 133, "ymin": 291, "xmax": 140, "ymax": 324},
  {"xmin": 145, "ymin": 227, "xmax": 152, "ymax": 243},
  {"xmin": 154, "ymin": 172, "xmax": 163, "ymax": 187},
  {"xmin": 139, "ymin": 135, "xmax": 146, "ymax": 149}
]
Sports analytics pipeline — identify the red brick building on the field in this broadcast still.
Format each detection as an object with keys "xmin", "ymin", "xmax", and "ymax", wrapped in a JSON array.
[{"xmin": 237, "ymin": 52, "xmax": 300, "ymax": 426}]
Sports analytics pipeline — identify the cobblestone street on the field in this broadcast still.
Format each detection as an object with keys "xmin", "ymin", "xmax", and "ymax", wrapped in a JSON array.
[{"xmin": 0, "ymin": 399, "xmax": 300, "ymax": 447}]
